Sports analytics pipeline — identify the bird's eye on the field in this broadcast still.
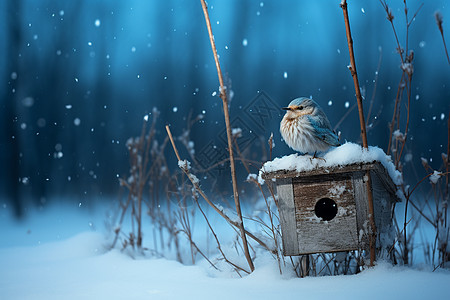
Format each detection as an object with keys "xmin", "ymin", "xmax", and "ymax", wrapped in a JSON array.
[{"xmin": 298, "ymin": 106, "xmax": 303, "ymax": 110}]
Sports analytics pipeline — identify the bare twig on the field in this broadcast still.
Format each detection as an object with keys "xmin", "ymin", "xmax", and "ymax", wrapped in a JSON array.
[
  {"xmin": 165, "ymin": 125, "xmax": 270, "ymax": 253},
  {"xmin": 379, "ymin": 0, "xmax": 424, "ymax": 265},
  {"xmin": 341, "ymin": 1, "xmax": 369, "ymax": 149},
  {"xmin": 396, "ymin": 58, "xmax": 413, "ymax": 169},
  {"xmin": 366, "ymin": 47, "xmax": 383, "ymax": 127},
  {"xmin": 386, "ymin": 74, "xmax": 405, "ymax": 156},
  {"xmin": 333, "ymin": 102, "xmax": 357, "ymax": 132},
  {"xmin": 268, "ymin": 133, "xmax": 274, "ymax": 161},
  {"xmin": 379, "ymin": 0, "xmax": 404, "ymax": 62},
  {"xmin": 199, "ymin": 0, "xmax": 254, "ymax": 272},
  {"xmin": 446, "ymin": 112, "xmax": 449, "ymax": 226},
  {"xmin": 194, "ymin": 195, "xmax": 249, "ymax": 275},
  {"xmin": 435, "ymin": 11, "xmax": 450, "ymax": 64},
  {"xmin": 111, "ymin": 193, "xmax": 132, "ymax": 249},
  {"xmin": 407, "ymin": 172, "xmax": 449, "ymax": 200},
  {"xmin": 340, "ymin": 0, "xmax": 377, "ymax": 266},
  {"xmin": 175, "ymin": 191, "xmax": 219, "ymax": 270},
  {"xmin": 233, "ymin": 136, "xmax": 282, "ymax": 272}
]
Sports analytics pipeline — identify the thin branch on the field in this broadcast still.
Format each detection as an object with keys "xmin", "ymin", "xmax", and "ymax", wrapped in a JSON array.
[
  {"xmin": 407, "ymin": 171, "xmax": 450, "ymax": 200},
  {"xmin": 165, "ymin": 125, "xmax": 270, "ymax": 252},
  {"xmin": 366, "ymin": 47, "xmax": 383, "ymax": 127},
  {"xmin": 435, "ymin": 11, "xmax": 450, "ymax": 64},
  {"xmin": 408, "ymin": 3, "xmax": 423, "ymax": 27},
  {"xmin": 194, "ymin": 196, "xmax": 249, "ymax": 275},
  {"xmin": 387, "ymin": 73, "xmax": 406, "ymax": 156},
  {"xmin": 379, "ymin": 0, "xmax": 405, "ymax": 63},
  {"xmin": 199, "ymin": 0, "xmax": 254, "ymax": 272},
  {"xmin": 396, "ymin": 74, "xmax": 412, "ymax": 169},
  {"xmin": 409, "ymin": 199, "xmax": 436, "ymax": 227},
  {"xmin": 446, "ymin": 112, "xmax": 450, "ymax": 227},
  {"xmin": 341, "ymin": 0, "xmax": 376, "ymax": 266},
  {"xmin": 175, "ymin": 196, "xmax": 219, "ymax": 270},
  {"xmin": 341, "ymin": 1, "xmax": 369, "ymax": 148},
  {"xmin": 333, "ymin": 102, "xmax": 357, "ymax": 132}
]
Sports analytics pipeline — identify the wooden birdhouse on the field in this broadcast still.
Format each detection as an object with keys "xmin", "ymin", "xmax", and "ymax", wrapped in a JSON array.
[{"xmin": 262, "ymin": 160, "xmax": 400, "ymax": 257}]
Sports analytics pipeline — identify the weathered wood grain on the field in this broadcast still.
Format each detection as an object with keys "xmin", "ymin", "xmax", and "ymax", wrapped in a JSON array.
[
  {"xmin": 352, "ymin": 171, "xmax": 370, "ymax": 250},
  {"xmin": 371, "ymin": 170, "xmax": 396, "ymax": 252},
  {"xmin": 293, "ymin": 173, "xmax": 358, "ymax": 254},
  {"xmin": 268, "ymin": 162, "xmax": 399, "ymax": 256},
  {"xmin": 276, "ymin": 178, "xmax": 299, "ymax": 255}
]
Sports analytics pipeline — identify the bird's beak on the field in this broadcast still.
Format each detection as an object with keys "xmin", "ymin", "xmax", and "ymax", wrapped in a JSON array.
[{"xmin": 282, "ymin": 107, "xmax": 291, "ymax": 111}]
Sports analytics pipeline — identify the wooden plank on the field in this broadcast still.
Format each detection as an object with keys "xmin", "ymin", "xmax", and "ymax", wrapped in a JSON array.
[
  {"xmin": 263, "ymin": 162, "xmax": 399, "ymax": 203},
  {"xmin": 372, "ymin": 163, "xmax": 400, "ymax": 201},
  {"xmin": 352, "ymin": 169, "xmax": 396, "ymax": 253},
  {"xmin": 267, "ymin": 161, "xmax": 398, "ymax": 256},
  {"xmin": 262, "ymin": 162, "xmax": 377, "ymax": 180},
  {"xmin": 352, "ymin": 171, "xmax": 369, "ymax": 251},
  {"xmin": 293, "ymin": 174, "xmax": 359, "ymax": 254},
  {"xmin": 370, "ymin": 170, "xmax": 396, "ymax": 252},
  {"xmin": 276, "ymin": 178, "xmax": 299, "ymax": 255}
]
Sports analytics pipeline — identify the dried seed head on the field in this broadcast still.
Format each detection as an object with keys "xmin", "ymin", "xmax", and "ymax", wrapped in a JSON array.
[
  {"xmin": 435, "ymin": 11, "xmax": 444, "ymax": 33},
  {"xmin": 387, "ymin": 8, "xmax": 394, "ymax": 22},
  {"xmin": 435, "ymin": 11, "xmax": 443, "ymax": 26},
  {"xmin": 421, "ymin": 157, "xmax": 430, "ymax": 170},
  {"xmin": 408, "ymin": 50, "xmax": 414, "ymax": 62},
  {"xmin": 380, "ymin": 0, "xmax": 394, "ymax": 22}
]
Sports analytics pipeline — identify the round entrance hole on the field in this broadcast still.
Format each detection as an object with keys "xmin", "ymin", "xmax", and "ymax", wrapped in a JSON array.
[{"xmin": 314, "ymin": 198, "xmax": 338, "ymax": 221}]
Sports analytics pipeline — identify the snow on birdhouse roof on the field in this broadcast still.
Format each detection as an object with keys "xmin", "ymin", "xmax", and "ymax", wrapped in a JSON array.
[{"xmin": 260, "ymin": 142, "xmax": 403, "ymax": 186}]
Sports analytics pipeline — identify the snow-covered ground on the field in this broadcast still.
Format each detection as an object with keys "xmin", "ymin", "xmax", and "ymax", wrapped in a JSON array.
[{"xmin": 1, "ymin": 202, "xmax": 449, "ymax": 300}]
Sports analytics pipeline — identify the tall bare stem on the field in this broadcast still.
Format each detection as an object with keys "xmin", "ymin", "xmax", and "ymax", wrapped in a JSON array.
[
  {"xmin": 435, "ymin": 11, "xmax": 450, "ymax": 65},
  {"xmin": 446, "ymin": 113, "xmax": 449, "ymax": 227},
  {"xmin": 340, "ymin": 0, "xmax": 376, "ymax": 266},
  {"xmin": 199, "ymin": 0, "xmax": 254, "ymax": 272}
]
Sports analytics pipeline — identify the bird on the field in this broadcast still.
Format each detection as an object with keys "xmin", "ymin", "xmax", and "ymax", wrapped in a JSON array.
[{"xmin": 280, "ymin": 97, "xmax": 340, "ymax": 156}]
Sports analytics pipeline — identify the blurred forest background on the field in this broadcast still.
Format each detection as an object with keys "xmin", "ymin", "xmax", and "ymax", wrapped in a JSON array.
[{"xmin": 1, "ymin": 0, "xmax": 449, "ymax": 218}]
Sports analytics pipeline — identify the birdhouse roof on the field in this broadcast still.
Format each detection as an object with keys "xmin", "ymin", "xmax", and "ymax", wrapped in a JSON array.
[{"xmin": 260, "ymin": 142, "xmax": 403, "ymax": 197}]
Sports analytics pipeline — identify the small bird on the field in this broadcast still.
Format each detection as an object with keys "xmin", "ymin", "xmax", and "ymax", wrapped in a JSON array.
[{"xmin": 280, "ymin": 97, "xmax": 340, "ymax": 155}]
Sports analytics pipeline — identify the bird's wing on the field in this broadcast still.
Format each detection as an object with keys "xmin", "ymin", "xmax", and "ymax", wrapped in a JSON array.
[{"xmin": 307, "ymin": 116, "xmax": 340, "ymax": 147}]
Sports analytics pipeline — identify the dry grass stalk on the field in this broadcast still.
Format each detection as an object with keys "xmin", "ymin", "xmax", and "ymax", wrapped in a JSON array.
[
  {"xmin": 446, "ymin": 113, "xmax": 449, "ymax": 222},
  {"xmin": 379, "ymin": 0, "xmax": 424, "ymax": 265},
  {"xmin": 193, "ymin": 192, "xmax": 249, "ymax": 275},
  {"xmin": 340, "ymin": 0, "xmax": 369, "ymax": 148},
  {"xmin": 199, "ymin": 0, "xmax": 254, "ymax": 272},
  {"xmin": 435, "ymin": 12, "xmax": 450, "ymax": 64},
  {"xmin": 166, "ymin": 125, "xmax": 273, "ymax": 273},
  {"xmin": 366, "ymin": 47, "xmax": 383, "ymax": 129},
  {"xmin": 112, "ymin": 112, "xmax": 206, "ymax": 263},
  {"xmin": 176, "ymin": 190, "xmax": 219, "ymax": 270},
  {"xmin": 167, "ymin": 125, "xmax": 269, "ymax": 249},
  {"xmin": 233, "ymin": 134, "xmax": 283, "ymax": 273},
  {"xmin": 114, "ymin": 113, "xmax": 158, "ymax": 250},
  {"xmin": 387, "ymin": 123, "xmax": 449, "ymax": 268},
  {"xmin": 340, "ymin": 0, "xmax": 377, "ymax": 267},
  {"xmin": 380, "ymin": 0, "xmax": 421, "ymax": 167}
]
